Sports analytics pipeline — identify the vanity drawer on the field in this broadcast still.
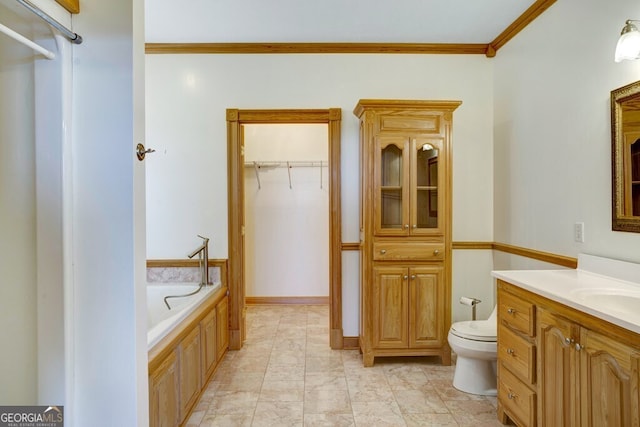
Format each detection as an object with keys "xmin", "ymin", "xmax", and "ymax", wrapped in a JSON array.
[
  {"xmin": 373, "ymin": 242, "xmax": 444, "ymax": 261},
  {"xmin": 498, "ymin": 362, "xmax": 536, "ymax": 427},
  {"xmin": 498, "ymin": 324, "xmax": 536, "ymax": 385},
  {"xmin": 499, "ymin": 290, "xmax": 535, "ymax": 337}
]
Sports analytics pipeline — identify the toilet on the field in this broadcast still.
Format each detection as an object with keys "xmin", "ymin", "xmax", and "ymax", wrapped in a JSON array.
[{"xmin": 447, "ymin": 306, "xmax": 498, "ymax": 396}]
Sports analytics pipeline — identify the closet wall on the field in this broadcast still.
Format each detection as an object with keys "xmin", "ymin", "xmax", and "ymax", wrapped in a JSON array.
[{"xmin": 244, "ymin": 124, "xmax": 329, "ymax": 298}]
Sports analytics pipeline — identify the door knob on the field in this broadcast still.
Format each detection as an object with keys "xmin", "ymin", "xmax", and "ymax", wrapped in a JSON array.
[{"xmin": 136, "ymin": 143, "xmax": 156, "ymax": 161}]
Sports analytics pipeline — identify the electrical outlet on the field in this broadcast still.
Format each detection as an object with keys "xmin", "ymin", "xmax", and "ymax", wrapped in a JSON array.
[{"xmin": 574, "ymin": 222, "xmax": 585, "ymax": 243}]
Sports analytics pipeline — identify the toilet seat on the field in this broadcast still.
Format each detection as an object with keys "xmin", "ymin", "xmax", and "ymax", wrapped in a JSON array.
[{"xmin": 450, "ymin": 320, "xmax": 496, "ymax": 342}]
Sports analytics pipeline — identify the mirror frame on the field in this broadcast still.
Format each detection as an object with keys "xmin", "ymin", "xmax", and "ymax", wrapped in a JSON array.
[{"xmin": 611, "ymin": 80, "xmax": 640, "ymax": 233}]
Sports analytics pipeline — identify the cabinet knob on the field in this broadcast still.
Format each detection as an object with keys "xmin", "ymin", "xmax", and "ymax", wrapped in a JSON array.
[
  {"xmin": 404, "ymin": 224, "xmax": 409, "ymax": 229},
  {"xmin": 412, "ymin": 224, "xmax": 417, "ymax": 229},
  {"xmin": 433, "ymin": 249, "xmax": 440, "ymax": 255},
  {"xmin": 564, "ymin": 337, "xmax": 575, "ymax": 345},
  {"xmin": 506, "ymin": 348, "xmax": 515, "ymax": 355},
  {"xmin": 507, "ymin": 392, "xmax": 517, "ymax": 400},
  {"xmin": 410, "ymin": 275, "xmax": 416, "ymax": 280},
  {"xmin": 380, "ymin": 249, "xmax": 387, "ymax": 255},
  {"xmin": 403, "ymin": 275, "xmax": 408, "ymax": 280},
  {"xmin": 507, "ymin": 308, "xmax": 515, "ymax": 314},
  {"xmin": 575, "ymin": 343, "xmax": 584, "ymax": 351}
]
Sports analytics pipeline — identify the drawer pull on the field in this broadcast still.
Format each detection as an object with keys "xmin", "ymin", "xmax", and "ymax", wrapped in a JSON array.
[
  {"xmin": 506, "ymin": 348, "xmax": 515, "ymax": 355},
  {"xmin": 507, "ymin": 392, "xmax": 517, "ymax": 400},
  {"xmin": 433, "ymin": 249, "xmax": 440, "ymax": 255},
  {"xmin": 380, "ymin": 249, "xmax": 387, "ymax": 254},
  {"xmin": 507, "ymin": 308, "xmax": 515, "ymax": 314}
]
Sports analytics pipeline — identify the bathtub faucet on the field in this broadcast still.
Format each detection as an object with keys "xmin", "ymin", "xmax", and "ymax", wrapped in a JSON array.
[{"xmin": 187, "ymin": 235, "xmax": 210, "ymax": 286}]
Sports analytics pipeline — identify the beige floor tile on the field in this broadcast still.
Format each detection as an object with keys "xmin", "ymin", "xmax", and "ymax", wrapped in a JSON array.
[
  {"xmin": 251, "ymin": 401, "xmax": 304, "ymax": 427},
  {"xmin": 303, "ymin": 413, "xmax": 355, "ymax": 426},
  {"xmin": 187, "ymin": 305, "xmax": 502, "ymax": 427},
  {"xmin": 259, "ymin": 380, "xmax": 305, "ymax": 402}
]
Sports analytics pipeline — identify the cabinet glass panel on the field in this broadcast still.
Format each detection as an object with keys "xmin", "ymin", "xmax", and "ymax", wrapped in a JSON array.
[
  {"xmin": 381, "ymin": 144, "xmax": 403, "ymax": 229},
  {"xmin": 415, "ymin": 142, "xmax": 438, "ymax": 229}
]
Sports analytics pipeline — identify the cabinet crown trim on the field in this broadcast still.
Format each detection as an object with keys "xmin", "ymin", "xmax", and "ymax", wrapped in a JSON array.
[{"xmin": 353, "ymin": 99, "xmax": 462, "ymax": 118}]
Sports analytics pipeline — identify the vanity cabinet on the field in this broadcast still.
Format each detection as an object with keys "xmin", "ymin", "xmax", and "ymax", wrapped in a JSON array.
[
  {"xmin": 355, "ymin": 100, "xmax": 460, "ymax": 367},
  {"xmin": 497, "ymin": 280, "xmax": 640, "ymax": 427}
]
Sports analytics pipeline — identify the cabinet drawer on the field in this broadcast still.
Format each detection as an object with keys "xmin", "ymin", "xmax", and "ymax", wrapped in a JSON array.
[
  {"xmin": 499, "ymin": 290, "xmax": 535, "ymax": 337},
  {"xmin": 373, "ymin": 242, "xmax": 444, "ymax": 261},
  {"xmin": 498, "ymin": 324, "xmax": 535, "ymax": 385},
  {"xmin": 498, "ymin": 362, "xmax": 536, "ymax": 427}
]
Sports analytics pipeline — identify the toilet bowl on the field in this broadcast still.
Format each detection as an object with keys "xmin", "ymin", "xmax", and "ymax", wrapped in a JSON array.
[{"xmin": 447, "ymin": 306, "xmax": 497, "ymax": 396}]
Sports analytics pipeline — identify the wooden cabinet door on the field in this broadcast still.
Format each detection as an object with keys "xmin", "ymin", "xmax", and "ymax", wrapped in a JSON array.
[
  {"xmin": 216, "ymin": 296, "xmax": 229, "ymax": 360},
  {"xmin": 408, "ymin": 265, "xmax": 443, "ymax": 348},
  {"xmin": 410, "ymin": 138, "xmax": 445, "ymax": 236},
  {"xmin": 538, "ymin": 308, "xmax": 580, "ymax": 427},
  {"xmin": 372, "ymin": 266, "xmax": 408, "ymax": 348},
  {"xmin": 179, "ymin": 326, "xmax": 201, "ymax": 420},
  {"xmin": 200, "ymin": 309, "xmax": 217, "ymax": 384},
  {"xmin": 374, "ymin": 136, "xmax": 410, "ymax": 236},
  {"xmin": 149, "ymin": 351, "xmax": 179, "ymax": 427},
  {"xmin": 580, "ymin": 327, "xmax": 640, "ymax": 427}
]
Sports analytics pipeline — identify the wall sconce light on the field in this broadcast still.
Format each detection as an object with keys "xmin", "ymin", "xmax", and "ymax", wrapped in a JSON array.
[{"xmin": 615, "ymin": 20, "xmax": 640, "ymax": 62}]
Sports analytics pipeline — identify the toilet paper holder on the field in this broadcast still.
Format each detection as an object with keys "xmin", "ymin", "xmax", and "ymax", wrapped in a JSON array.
[{"xmin": 459, "ymin": 297, "xmax": 482, "ymax": 320}]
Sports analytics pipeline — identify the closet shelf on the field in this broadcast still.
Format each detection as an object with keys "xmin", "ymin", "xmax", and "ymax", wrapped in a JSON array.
[{"xmin": 244, "ymin": 160, "xmax": 327, "ymax": 190}]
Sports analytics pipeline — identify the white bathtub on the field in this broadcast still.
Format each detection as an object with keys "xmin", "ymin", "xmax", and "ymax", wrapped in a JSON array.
[{"xmin": 147, "ymin": 282, "xmax": 221, "ymax": 350}]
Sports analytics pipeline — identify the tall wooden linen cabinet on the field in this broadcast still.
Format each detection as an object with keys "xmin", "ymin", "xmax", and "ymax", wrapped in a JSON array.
[{"xmin": 354, "ymin": 100, "xmax": 461, "ymax": 367}]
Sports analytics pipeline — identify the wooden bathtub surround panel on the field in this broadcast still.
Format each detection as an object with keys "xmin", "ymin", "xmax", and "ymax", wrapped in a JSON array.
[
  {"xmin": 497, "ymin": 279, "xmax": 640, "ymax": 427},
  {"xmin": 179, "ymin": 326, "xmax": 201, "ymax": 420},
  {"xmin": 227, "ymin": 108, "xmax": 344, "ymax": 351},
  {"xmin": 148, "ymin": 290, "xmax": 229, "ymax": 427},
  {"xmin": 148, "ymin": 350, "xmax": 179, "ymax": 427},
  {"xmin": 55, "ymin": 0, "xmax": 79, "ymax": 14}
]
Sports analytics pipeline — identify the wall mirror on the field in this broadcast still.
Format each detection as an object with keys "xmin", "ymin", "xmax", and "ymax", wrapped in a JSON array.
[{"xmin": 611, "ymin": 80, "xmax": 640, "ymax": 232}]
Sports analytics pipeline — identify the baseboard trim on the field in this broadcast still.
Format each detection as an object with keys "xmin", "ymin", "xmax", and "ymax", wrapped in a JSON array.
[
  {"xmin": 343, "ymin": 336, "xmax": 360, "ymax": 350},
  {"xmin": 245, "ymin": 296, "xmax": 329, "ymax": 305}
]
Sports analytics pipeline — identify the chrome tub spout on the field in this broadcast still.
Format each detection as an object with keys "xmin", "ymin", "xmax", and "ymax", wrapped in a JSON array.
[{"xmin": 188, "ymin": 235, "xmax": 210, "ymax": 287}]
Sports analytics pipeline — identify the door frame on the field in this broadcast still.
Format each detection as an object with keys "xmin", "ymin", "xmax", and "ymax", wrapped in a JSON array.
[{"xmin": 226, "ymin": 108, "xmax": 343, "ymax": 350}]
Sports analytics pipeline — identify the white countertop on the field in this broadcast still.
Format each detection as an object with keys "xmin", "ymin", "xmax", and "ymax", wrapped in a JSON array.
[{"xmin": 492, "ymin": 254, "xmax": 640, "ymax": 335}]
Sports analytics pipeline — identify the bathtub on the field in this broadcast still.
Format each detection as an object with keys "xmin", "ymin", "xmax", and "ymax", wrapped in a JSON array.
[{"xmin": 147, "ymin": 282, "xmax": 221, "ymax": 350}]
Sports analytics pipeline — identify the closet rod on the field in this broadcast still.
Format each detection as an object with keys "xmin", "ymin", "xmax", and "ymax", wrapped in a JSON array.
[
  {"xmin": 15, "ymin": 0, "xmax": 83, "ymax": 44},
  {"xmin": 0, "ymin": 22, "xmax": 55, "ymax": 59}
]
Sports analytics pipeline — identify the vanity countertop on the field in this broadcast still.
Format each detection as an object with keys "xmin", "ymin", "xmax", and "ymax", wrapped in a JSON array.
[{"xmin": 492, "ymin": 265, "xmax": 640, "ymax": 335}]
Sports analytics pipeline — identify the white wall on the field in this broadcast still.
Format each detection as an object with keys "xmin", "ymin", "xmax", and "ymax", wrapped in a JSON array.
[
  {"xmin": 244, "ymin": 124, "xmax": 329, "ymax": 298},
  {"xmin": 145, "ymin": 53, "xmax": 495, "ymax": 333},
  {"xmin": 493, "ymin": 0, "xmax": 640, "ymax": 267},
  {"xmin": 0, "ymin": 11, "xmax": 37, "ymax": 404}
]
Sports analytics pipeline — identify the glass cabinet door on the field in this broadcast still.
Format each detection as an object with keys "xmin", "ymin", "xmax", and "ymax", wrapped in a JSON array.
[
  {"xmin": 411, "ymin": 138, "xmax": 443, "ymax": 234},
  {"xmin": 375, "ymin": 137, "xmax": 409, "ymax": 235}
]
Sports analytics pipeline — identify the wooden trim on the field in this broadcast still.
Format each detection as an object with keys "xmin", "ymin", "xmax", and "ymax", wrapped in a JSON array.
[
  {"xmin": 493, "ymin": 242, "xmax": 577, "ymax": 269},
  {"xmin": 343, "ymin": 336, "xmax": 360, "ymax": 350},
  {"xmin": 488, "ymin": 0, "xmax": 557, "ymax": 56},
  {"xmin": 55, "ymin": 0, "xmax": 79, "ymax": 14},
  {"xmin": 452, "ymin": 241, "xmax": 493, "ymax": 250},
  {"xmin": 341, "ymin": 242, "xmax": 360, "ymax": 251},
  {"xmin": 145, "ymin": 42, "xmax": 489, "ymax": 55},
  {"xmin": 245, "ymin": 296, "xmax": 329, "ymax": 305},
  {"xmin": 227, "ymin": 108, "xmax": 343, "ymax": 352}
]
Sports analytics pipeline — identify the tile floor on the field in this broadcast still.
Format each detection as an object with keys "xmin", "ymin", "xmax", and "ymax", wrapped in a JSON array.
[{"xmin": 185, "ymin": 304, "xmax": 504, "ymax": 427}]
